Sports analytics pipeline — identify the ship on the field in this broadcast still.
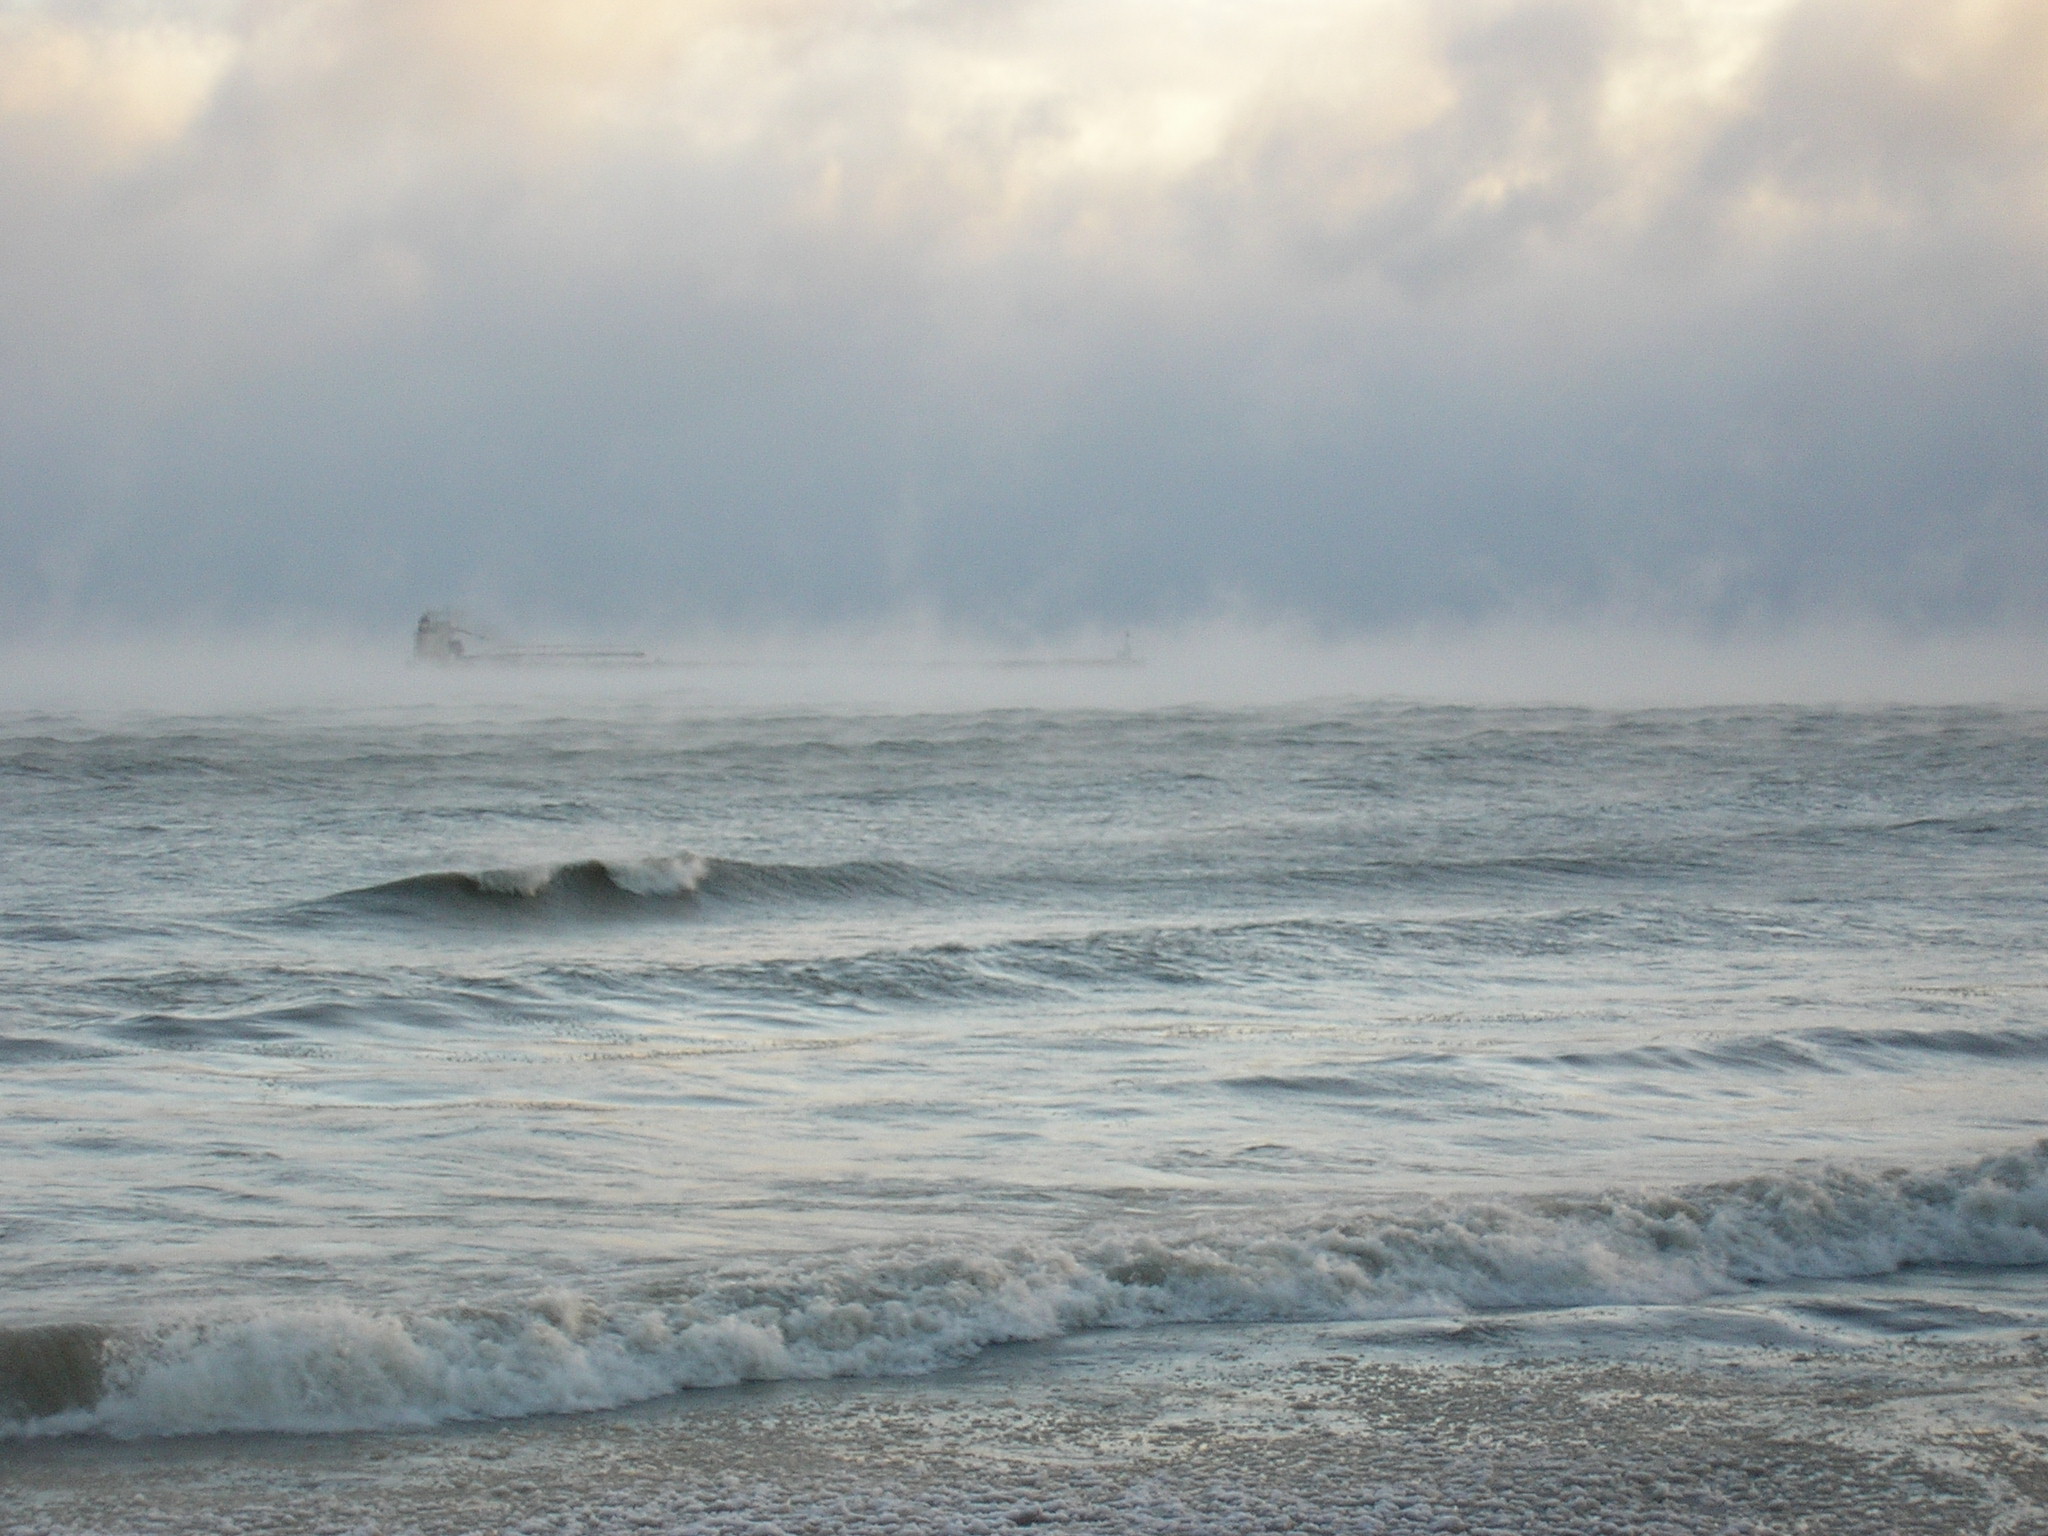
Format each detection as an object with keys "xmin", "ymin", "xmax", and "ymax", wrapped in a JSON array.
[{"xmin": 412, "ymin": 612, "xmax": 658, "ymax": 667}]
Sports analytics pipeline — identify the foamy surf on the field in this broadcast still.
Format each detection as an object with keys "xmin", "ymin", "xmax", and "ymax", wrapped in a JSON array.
[{"xmin": 11, "ymin": 1143, "xmax": 2045, "ymax": 1439}]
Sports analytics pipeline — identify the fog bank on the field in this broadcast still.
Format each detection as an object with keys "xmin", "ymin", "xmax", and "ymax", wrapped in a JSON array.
[
  {"xmin": 2, "ymin": 0, "xmax": 2042, "ymax": 643},
  {"xmin": 5, "ymin": 619, "xmax": 2045, "ymax": 716}
]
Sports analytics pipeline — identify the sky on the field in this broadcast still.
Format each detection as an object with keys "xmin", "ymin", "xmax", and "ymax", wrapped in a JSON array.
[{"xmin": 1, "ymin": 0, "xmax": 2044, "ymax": 653}]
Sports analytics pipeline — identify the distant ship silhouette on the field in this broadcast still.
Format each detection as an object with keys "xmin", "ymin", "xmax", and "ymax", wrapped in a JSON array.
[{"xmin": 412, "ymin": 612, "xmax": 656, "ymax": 667}]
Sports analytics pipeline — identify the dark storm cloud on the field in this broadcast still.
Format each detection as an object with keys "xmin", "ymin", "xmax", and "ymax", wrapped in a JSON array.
[{"xmin": 0, "ymin": 0, "xmax": 2042, "ymax": 638}]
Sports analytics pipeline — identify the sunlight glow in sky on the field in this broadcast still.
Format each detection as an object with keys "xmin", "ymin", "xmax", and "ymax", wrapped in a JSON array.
[{"xmin": 1, "ymin": 0, "xmax": 2042, "ymax": 645}]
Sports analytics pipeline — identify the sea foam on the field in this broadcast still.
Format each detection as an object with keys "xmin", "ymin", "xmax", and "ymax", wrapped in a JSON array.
[{"xmin": 11, "ymin": 1142, "xmax": 2046, "ymax": 1439}]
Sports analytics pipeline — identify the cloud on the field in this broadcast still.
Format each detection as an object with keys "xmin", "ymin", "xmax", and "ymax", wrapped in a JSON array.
[{"xmin": 0, "ymin": 0, "xmax": 2042, "ymax": 640}]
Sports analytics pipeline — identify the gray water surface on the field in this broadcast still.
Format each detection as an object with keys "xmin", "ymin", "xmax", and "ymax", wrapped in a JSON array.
[{"xmin": 4, "ymin": 700, "xmax": 2045, "ymax": 1434}]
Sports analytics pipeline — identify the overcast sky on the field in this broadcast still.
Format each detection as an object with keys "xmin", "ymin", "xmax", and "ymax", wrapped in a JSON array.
[{"xmin": 2, "ymin": 0, "xmax": 2043, "ymax": 643}]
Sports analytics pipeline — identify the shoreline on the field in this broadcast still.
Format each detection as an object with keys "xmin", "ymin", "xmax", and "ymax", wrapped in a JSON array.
[{"xmin": 7, "ymin": 1287, "xmax": 2046, "ymax": 1536}]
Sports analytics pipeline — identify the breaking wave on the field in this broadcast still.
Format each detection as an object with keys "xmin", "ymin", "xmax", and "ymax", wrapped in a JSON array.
[
  {"xmin": 307, "ymin": 854, "xmax": 944, "ymax": 922},
  {"xmin": 10, "ymin": 1142, "xmax": 2047, "ymax": 1439}
]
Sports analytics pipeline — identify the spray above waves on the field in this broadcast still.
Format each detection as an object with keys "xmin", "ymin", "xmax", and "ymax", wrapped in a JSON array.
[
  {"xmin": 306, "ymin": 854, "xmax": 946, "ymax": 924},
  {"xmin": 9, "ymin": 1142, "xmax": 2047, "ymax": 1439}
]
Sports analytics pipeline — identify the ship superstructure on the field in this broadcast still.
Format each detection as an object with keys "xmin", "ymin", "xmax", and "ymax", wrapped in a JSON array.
[{"xmin": 412, "ymin": 612, "xmax": 655, "ymax": 667}]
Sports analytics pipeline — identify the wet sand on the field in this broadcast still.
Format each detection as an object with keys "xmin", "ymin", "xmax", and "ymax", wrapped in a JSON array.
[{"xmin": 7, "ymin": 1300, "xmax": 2047, "ymax": 1536}]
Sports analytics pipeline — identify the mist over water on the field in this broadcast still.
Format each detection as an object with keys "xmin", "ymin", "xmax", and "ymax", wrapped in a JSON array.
[
  {"xmin": 6, "ymin": 620, "xmax": 2048, "ymax": 717},
  {"xmin": 3, "ymin": 691, "xmax": 2045, "ymax": 1437}
]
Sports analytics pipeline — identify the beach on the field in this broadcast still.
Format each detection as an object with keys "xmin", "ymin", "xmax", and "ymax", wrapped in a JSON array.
[{"xmin": 9, "ymin": 1281, "xmax": 2048, "ymax": 1535}]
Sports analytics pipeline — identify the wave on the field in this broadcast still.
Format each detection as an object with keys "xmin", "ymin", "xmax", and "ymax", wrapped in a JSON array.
[
  {"xmin": 1221, "ymin": 1024, "xmax": 2048, "ymax": 1102},
  {"xmin": 306, "ymin": 854, "xmax": 944, "ymax": 923},
  {"xmin": 1604, "ymin": 1024, "xmax": 2048, "ymax": 1071},
  {"xmin": 0, "ymin": 1326, "xmax": 108, "ymax": 1422},
  {"xmin": 10, "ymin": 1142, "xmax": 2047, "ymax": 1439},
  {"xmin": 658, "ymin": 910, "xmax": 1718, "ymax": 1010}
]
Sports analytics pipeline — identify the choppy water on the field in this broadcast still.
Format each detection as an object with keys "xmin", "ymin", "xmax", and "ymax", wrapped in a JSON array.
[{"xmin": 3, "ymin": 697, "xmax": 2046, "ymax": 1437}]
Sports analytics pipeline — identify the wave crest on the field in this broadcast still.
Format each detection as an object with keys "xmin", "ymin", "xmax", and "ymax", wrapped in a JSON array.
[
  {"xmin": 308, "ymin": 854, "xmax": 941, "ymax": 922},
  {"xmin": 11, "ymin": 1143, "xmax": 2048, "ymax": 1439}
]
